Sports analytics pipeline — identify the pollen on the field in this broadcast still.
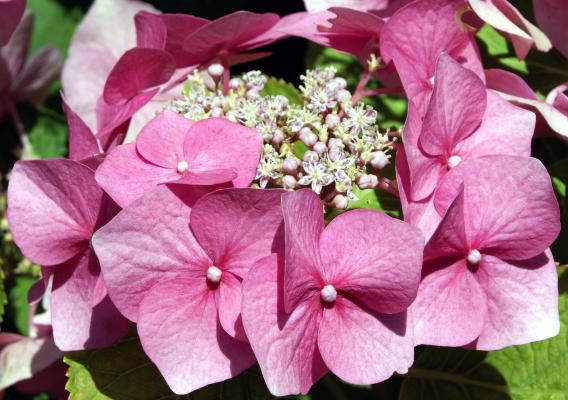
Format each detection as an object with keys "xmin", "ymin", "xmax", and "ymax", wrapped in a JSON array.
[
  {"xmin": 206, "ymin": 266, "xmax": 223, "ymax": 283},
  {"xmin": 176, "ymin": 161, "xmax": 189, "ymax": 174},
  {"xmin": 447, "ymin": 155, "xmax": 462, "ymax": 169},
  {"xmin": 467, "ymin": 249, "xmax": 482, "ymax": 265},
  {"xmin": 320, "ymin": 284, "xmax": 337, "ymax": 303}
]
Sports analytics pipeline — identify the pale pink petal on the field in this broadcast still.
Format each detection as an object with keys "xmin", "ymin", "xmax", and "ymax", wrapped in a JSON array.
[
  {"xmin": 242, "ymin": 254, "xmax": 328, "ymax": 396},
  {"xmin": 7, "ymin": 159, "xmax": 102, "ymax": 265},
  {"xmin": 412, "ymin": 258, "xmax": 487, "ymax": 346},
  {"xmin": 319, "ymin": 209, "xmax": 423, "ymax": 314},
  {"xmin": 534, "ymin": 0, "xmax": 568, "ymax": 59},
  {"xmin": 190, "ymin": 188, "xmax": 285, "ymax": 277},
  {"xmin": 138, "ymin": 277, "xmax": 255, "ymax": 395},
  {"xmin": 304, "ymin": 0, "xmax": 391, "ymax": 12},
  {"xmin": 49, "ymin": 250, "xmax": 130, "ymax": 351},
  {"xmin": 94, "ymin": 143, "xmax": 179, "ymax": 208},
  {"xmin": 281, "ymin": 190, "xmax": 326, "ymax": 313},
  {"xmin": 218, "ymin": 272, "xmax": 247, "ymax": 341},
  {"xmin": 61, "ymin": 96, "xmax": 100, "ymax": 161},
  {"xmin": 469, "ymin": 0, "xmax": 551, "ymax": 59},
  {"xmin": 318, "ymin": 297, "xmax": 413, "ymax": 384},
  {"xmin": 92, "ymin": 184, "xmax": 211, "ymax": 321},
  {"xmin": 183, "ymin": 118, "xmax": 263, "ymax": 188},
  {"xmin": 0, "ymin": 0, "xmax": 25, "ymax": 46},
  {"xmin": 61, "ymin": 0, "xmax": 158, "ymax": 131},
  {"xmin": 419, "ymin": 54, "xmax": 486, "ymax": 156},
  {"xmin": 434, "ymin": 156, "xmax": 560, "ymax": 260},
  {"xmin": 474, "ymin": 250, "xmax": 559, "ymax": 350}
]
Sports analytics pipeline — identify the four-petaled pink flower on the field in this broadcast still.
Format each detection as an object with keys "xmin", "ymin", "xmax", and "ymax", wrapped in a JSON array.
[
  {"xmin": 412, "ymin": 155, "xmax": 561, "ymax": 349},
  {"xmin": 93, "ymin": 186, "xmax": 285, "ymax": 394},
  {"xmin": 242, "ymin": 189, "xmax": 424, "ymax": 396},
  {"xmin": 7, "ymin": 158, "xmax": 130, "ymax": 351},
  {"xmin": 95, "ymin": 111, "xmax": 262, "ymax": 207}
]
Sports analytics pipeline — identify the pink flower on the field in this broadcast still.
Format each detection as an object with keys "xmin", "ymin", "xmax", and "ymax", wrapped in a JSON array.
[
  {"xmin": 95, "ymin": 112, "xmax": 262, "ymax": 207},
  {"xmin": 92, "ymin": 186, "xmax": 285, "ymax": 394},
  {"xmin": 534, "ymin": 0, "xmax": 568, "ymax": 60},
  {"xmin": 0, "ymin": 12, "xmax": 63, "ymax": 120},
  {"xmin": 303, "ymin": 0, "xmax": 411, "ymax": 13},
  {"xmin": 468, "ymin": 0, "xmax": 551, "ymax": 59},
  {"xmin": 242, "ymin": 189, "xmax": 423, "ymax": 396},
  {"xmin": 7, "ymin": 158, "xmax": 130, "ymax": 351},
  {"xmin": 0, "ymin": 0, "xmax": 25, "ymax": 46},
  {"xmin": 412, "ymin": 155, "xmax": 561, "ymax": 349},
  {"xmin": 404, "ymin": 54, "xmax": 534, "ymax": 202},
  {"xmin": 380, "ymin": 0, "xmax": 484, "ymax": 114}
]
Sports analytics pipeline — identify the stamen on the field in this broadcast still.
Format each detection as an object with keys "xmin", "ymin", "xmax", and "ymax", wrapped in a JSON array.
[
  {"xmin": 467, "ymin": 249, "xmax": 482, "ymax": 265},
  {"xmin": 176, "ymin": 161, "xmax": 189, "ymax": 174},
  {"xmin": 447, "ymin": 155, "xmax": 462, "ymax": 169},
  {"xmin": 320, "ymin": 284, "xmax": 337, "ymax": 303},
  {"xmin": 206, "ymin": 266, "xmax": 223, "ymax": 283}
]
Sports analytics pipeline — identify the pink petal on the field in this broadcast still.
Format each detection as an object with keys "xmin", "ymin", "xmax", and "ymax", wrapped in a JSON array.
[
  {"xmin": 94, "ymin": 143, "xmax": 178, "ymax": 208},
  {"xmin": 138, "ymin": 277, "xmax": 255, "ymax": 395},
  {"xmin": 182, "ymin": 118, "xmax": 263, "ymax": 188},
  {"xmin": 534, "ymin": 0, "xmax": 568, "ymax": 59},
  {"xmin": 103, "ymin": 48, "xmax": 175, "ymax": 105},
  {"xmin": 281, "ymin": 190, "xmax": 326, "ymax": 314},
  {"xmin": 434, "ymin": 156, "xmax": 561, "ymax": 260},
  {"xmin": 419, "ymin": 54, "xmax": 486, "ymax": 156},
  {"xmin": 49, "ymin": 250, "xmax": 130, "ymax": 351},
  {"xmin": 474, "ymin": 250, "xmax": 559, "ymax": 350},
  {"xmin": 380, "ymin": 0, "xmax": 484, "ymax": 115},
  {"xmin": 61, "ymin": 96, "xmax": 100, "ymax": 161},
  {"xmin": 7, "ymin": 159, "xmax": 102, "ymax": 265},
  {"xmin": 485, "ymin": 68, "xmax": 538, "ymax": 99},
  {"xmin": 303, "ymin": 0, "xmax": 392, "ymax": 12},
  {"xmin": 241, "ymin": 254, "xmax": 328, "ymax": 396},
  {"xmin": 318, "ymin": 209, "xmax": 423, "ymax": 314},
  {"xmin": 0, "ymin": 0, "xmax": 25, "ymax": 46},
  {"xmin": 218, "ymin": 272, "xmax": 247, "ymax": 341},
  {"xmin": 13, "ymin": 360, "xmax": 67, "ymax": 400},
  {"xmin": 14, "ymin": 47, "xmax": 63, "ymax": 106},
  {"xmin": 406, "ymin": 141, "xmax": 446, "ymax": 201},
  {"xmin": 135, "ymin": 110, "xmax": 191, "ymax": 168},
  {"xmin": 134, "ymin": 11, "xmax": 167, "ymax": 49},
  {"xmin": 61, "ymin": 0, "xmax": 158, "ymax": 131},
  {"xmin": 175, "ymin": 169, "xmax": 238, "ymax": 186},
  {"xmin": 412, "ymin": 258, "xmax": 487, "ymax": 346},
  {"xmin": 469, "ymin": 0, "xmax": 551, "ymax": 59},
  {"xmin": 92, "ymin": 184, "xmax": 211, "ymax": 321},
  {"xmin": 318, "ymin": 297, "xmax": 413, "ymax": 384},
  {"xmin": 190, "ymin": 188, "xmax": 285, "ymax": 277}
]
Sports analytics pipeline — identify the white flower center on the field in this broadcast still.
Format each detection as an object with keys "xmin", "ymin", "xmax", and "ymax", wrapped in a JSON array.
[
  {"xmin": 176, "ymin": 161, "xmax": 189, "ymax": 174},
  {"xmin": 447, "ymin": 155, "xmax": 462, "ymax": 169},
  {"xmin": 467, "ymin": 249, "xmax": 482, "ymax": 265},
  {"xmin": 320, "ymin": 284, "xmax": 337, "ymax": 303},
  {"xmin": 206, "ymin": 266, "xmax": 223, "ymax": 283}
]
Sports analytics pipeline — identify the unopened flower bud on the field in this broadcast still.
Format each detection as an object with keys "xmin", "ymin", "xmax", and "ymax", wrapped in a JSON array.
[
  {"xmin": 328, "ymin": 149, "xmax": 343, "ymax": 162},
  {"xmin": 313, "ymin": 141, "xmax": 327, "ymax": 155},
  {"xmin": 337, "ymin": 89, "xmax": 352, "ymax": 103},
  {"xmin": 331, "ymin": 194, "xmax": 349, "ymax": 210},
  {"xmin": 271, "ymin": 129, "xmax": 285, "ymax": 146},
  {"xmin": 333, "ymin": 77, "xmax": 347, "ymax": 89},
  {"xmin": 290, "ymin": 120, "xmax": 304, "ymax": 133},
  {"xmin": 282, "ymin": 175, "xmax": 297, "ymax": 190},
  {"xmin": 225, "ymin": 110, "xmax": 238, "ymax": 123},
  {"xmin": 300, "ymin": 130, "xmax": 318, "ymax": 147},
  {"xmin": 328, "ymin": 138, "xmax": 344, "ymax": 150},
  {"xmin": 325, "ymin": 113, "xmax": 341, "ymax": 129},
  {"xmin": 210, "ymin": 107, "xmax": 224, "ymax": 118},
  {"xmin": 228, "ymin": 78, "xmax": 243, "ymax": 90},
  {"xmin": 283, "ymin": 157, "xmax": 300, "ymax": 175},
  {"xmin": 371, "ymin": 151, "xmax": 390, "ymax": 170},
  {"xmin": 246, "ymin": 89, "xmax": 260, "ymax": 100},
  {"xmin": 207, "ymin": 64, "xmax": 224, "ymax": 79},
  {"xmin": 303, "ymin": 150, "xmax": 319, "ymax": 162},
  {"xmin": 358, "ymin": 174, "xmax": 378, "ymax": 189}
]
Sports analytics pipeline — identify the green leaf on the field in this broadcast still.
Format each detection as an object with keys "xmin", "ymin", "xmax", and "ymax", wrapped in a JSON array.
[
  {"xmin": 399, "ymin": 269, "xmax": 568, "ymax": 400},
  {"xmin": 6, "ymin": 275, "xmax": 36, "ymax": 335},
  {"xmin": 261, "ymin": 77, "xmax": 304, "ymax": 106},
  {"xmin": 476, "ymin": 24, "xmax": 528, "ymax": 74},
  {"xmin": 28, "ymin": 108, "xmax": 68, "ymax": 159},
  {"xmin": 65, "ymin": 335, "xmax": 277, "ymax": 400}
]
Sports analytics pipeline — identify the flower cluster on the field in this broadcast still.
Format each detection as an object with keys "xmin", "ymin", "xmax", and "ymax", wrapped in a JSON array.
[{"xmin": 168, "ymin": 66, "xmax": 396, "ymax": 208}]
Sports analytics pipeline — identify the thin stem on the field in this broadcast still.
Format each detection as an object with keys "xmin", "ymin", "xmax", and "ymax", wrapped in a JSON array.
[
  {"xmin": 351, "ymin": 67, "xmax": 372, "ymax": 104},
  {"xmin": 220, "ymin": 55, "xmax": 230, "ymax": 96},
  {"xmin": 360, "ymin": 86, "xmax": 404, "ymax": 98},
  {"xmin": 4, "ymin": 96, "xmax": 26, "ymax": 141}
]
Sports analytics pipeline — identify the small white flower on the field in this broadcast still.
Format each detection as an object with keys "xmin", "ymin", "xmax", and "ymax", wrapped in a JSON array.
[{"xmin": 298, "ymin": 161, "xmax": 334, "ymax": 194}]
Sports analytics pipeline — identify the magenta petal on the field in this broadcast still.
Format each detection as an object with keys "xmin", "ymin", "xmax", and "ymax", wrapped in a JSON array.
[
  {"xmin": 138, "ymin": 277, "xmax": 255, "ymax": 395},
  {"xmin": 434, "ymin": 156, "xmax": 561, "ymax": 260},
  {"xmin": 7, "ymin": 159, "xmax": 102, "ymax": 265},
  {"xmin": 534, "ymin": 0, "xmax": 568, "ymax": 59},
  {"xmin": 218, "ymin": 272, "xmax": 247, "ymax": 341},
  {"xmin": 62, "ymin": 96, "xmax": 100, "ymax": 161},
  {"xmin": 406, "ymin": 141, "xmax": 445, "ymax": 201},
  {"xmin": 319, "ymin": 209, "xmax": 423, "ymax": 314},
  {"xmin": 14, "ymin": 47, "xmax": 63, "ymax": 106},
  {"xmin": 0, "ymin": 0, "xmax": 25, "ymax": 46},
  {"xmin": 49, "ymin": 250, "xmax": 130, "ymax": 351},
  {"xmin": 136, "ymin": 110, "xmax": 192, "ymax": 168},
  {"xmin": 2, "ymin": 12, "xmax": 33, "ymax": 79},
  {"xmin": 190, "ymin": 188, "xmax": 285, "ymax": 277},
  {"xmin": 419, "ymin": 54, "xmax": 486, "ymax": 156},
  {"xmin": 242, "ymin": 254, "xmax": 328, "ymax": 396},
  {"xmin": 103, "ymin": 48, "xmax": 175, "ymax": 105},
  {"xmin": 183, "ymin": 118, "xmax": 262, "ymax": 188},
  {"xmin": 281, "ymin": 190, "xmax": 326, "ymax": 313},
  {"xmin": 474, "ymin": 251, "xmax": 559, "ymax": 350},
  {"xmin": 95, "ymin": 143, "xmax": 179, "ymax": 208},
  {"xmin": 135, "ymin": 11, "xmax": 167, "ymax": 49},
  {"xmin": 318, "ymin": 298, "xmax": 413, "ymax": 384},
  {"xmin": 92, "ymin": 185, "xmax": 211, "ymax": 321},
  {"xmin": 412, "ymin": 259, "xmax": 487, "ymax": 347},
  {"xmin": 175, "ymin": 169, "xmax": 238, "ymax": 186}
]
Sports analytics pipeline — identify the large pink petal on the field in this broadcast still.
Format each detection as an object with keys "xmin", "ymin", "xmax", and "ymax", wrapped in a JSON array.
[
  {"xmin": 138, "ymin": 277, "xmax": 255, "ymax": 395},
  {"xmin": 49, "ymin": 250, "xmax": 130, "ymax": 351},
  {"xmin": 61, "ymin": 96, "xmax": 100, "ymax": 161},
  {"xmin": 94, "ymin": 143, "xmax": 179, "ymax": 208},
  {"xmin": 419, "ymin": 53, "xmax": 486, "ymax": 156},
  {"xmin": 0, "ymin": 0, "xmax": 25, "ymax": 46},
  {"xmin": 380, "ymin": 0, "xmax": 484, "ymax": 115},
  {"xmin": 434, "ymin": 156, "xmax": 561, "ymax": 260},
  {"xmin": 304, "ymin": 0, "xmax": 393, "ymax": 12},
  {"xmin": 318, "ymin": 297, "xmax": 413, "ymax": 384},
  {"xmin": 134, "ymin": 11, "xmax": 167, "ymax": 49},
  {"xmin": 7, "ymin": 159, "xmax": 102, "ymax": 265},
  {"xmin": 534, "ymin": 0, "xmax": 568, "ymax": 59},
  {"xmin": 218, "ymin": 272, "xmax": 247, "ymax": 341},
  {"xmin": 281, "ymin": 190, "xmax": 326, "ymax": 313},
  {"xmin": 175, "ymin": 169, "xmax": 238, "ymax": 186},
  {"xmin": 242, "ymin": 254, "xmax": 328, "ymax": 396},
  {"xmin": 318, "ymin": 209, "xmax": 423, "ymax": 314},
  {"xmin": 92, "ymin": 184, "xmax": 211, "ymax": 321},
  {"xmin": 412, "ymin": 259, "xmax": 487, "ymax": 346},
  {"xmin": 474, "ymin": 250, "xmax": 559, "ymax": 350},
  {"xmin": 135, "ymin": 110, "xmax": 191, "ymax": 168},
  {"xmin": 190, "ymin": 188, "xmax": 284, "ymax": 277},
  {"xmin": 182, "ymin": 118, "xmax": 262, "ymax": 188},
  {"xmin": 406, "ymin": 141, "xmax": 446, "ymax": 201}
]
